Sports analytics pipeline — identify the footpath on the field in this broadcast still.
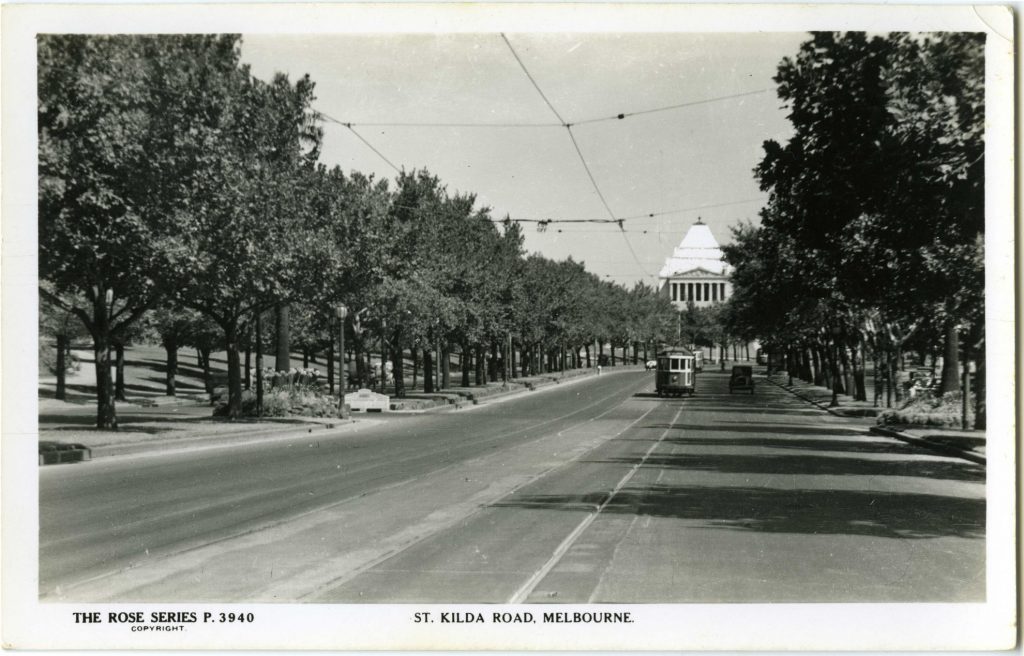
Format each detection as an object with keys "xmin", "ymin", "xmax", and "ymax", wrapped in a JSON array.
[
  {"xmin": 38, "ymin": 365, "xmax": 640, "ymax": 461},
  {"xmin": 387, "ymin": 365, "xmax": 615, "ymax": 411},
  {"xmin": 764, "ymin": 371, "xmax": 985, "ymax": 465}
]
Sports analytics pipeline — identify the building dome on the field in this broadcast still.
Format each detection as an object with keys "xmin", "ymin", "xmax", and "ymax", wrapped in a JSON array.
[
  {"xmin": 658, "ymin": 218, "xmax": 732, "ymax": 309},
  {"xmin": 658, "ymin": 219, "xmax": 731, "ymax": 278}
]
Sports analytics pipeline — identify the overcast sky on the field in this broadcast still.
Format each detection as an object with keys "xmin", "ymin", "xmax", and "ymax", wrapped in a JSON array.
[{"xmin": 240, "ymin": 33, "xmax": 809, "ymax": 288}]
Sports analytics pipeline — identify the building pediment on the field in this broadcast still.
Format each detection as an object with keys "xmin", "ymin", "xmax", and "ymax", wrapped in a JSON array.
[{"xmin": 667, "ymin": 267, "xmax": 724, "ymax": 279}]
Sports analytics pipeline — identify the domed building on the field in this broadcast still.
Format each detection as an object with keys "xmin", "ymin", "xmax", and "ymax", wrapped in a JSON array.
[{"xmin": 658, "ymin": 217, "xmax": 732, "ymax": 310}]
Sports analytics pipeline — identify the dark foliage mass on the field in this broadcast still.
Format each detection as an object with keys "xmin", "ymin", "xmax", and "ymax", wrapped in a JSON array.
[
  {"xmin": 38, "ymin": 35, "xmax": 679, "ymax": 427},
  {"xmin": 720, "ymin": 32, "xmax": 985, "ymax": 427}
]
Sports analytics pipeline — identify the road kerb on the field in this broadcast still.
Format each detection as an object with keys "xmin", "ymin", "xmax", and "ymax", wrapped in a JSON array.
[
  {"xmin": 763, "ymin": 375, "xmax": 840, "ymax": 416},
  {"xmin": 83, "ymin": 418, "xmax": 365, "ymax": 461},
  {"xmin": 868, "ymin": 426, "xmax": 986, "ymax": 465}
]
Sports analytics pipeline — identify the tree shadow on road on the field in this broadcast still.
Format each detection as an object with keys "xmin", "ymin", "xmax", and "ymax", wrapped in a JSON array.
[
  {"xmin": 492, "ymin": 484, "xmax": 985, "ymax": 539},
  {"xmin": 679, "ymin": 405, "xmax": 826, "ymax": 416},
  {"xmin": 644, "ymin": 423, "xmax": 865, "ymax": 437},
  {"xmin": 657, "ymin": 435, "xmax": 927, "ymax": 456},
  {"xmin": 41, "ymin": 424, "xmax": 179, "ymax": 435},
  {"xmin": 587, "ymin": 451, "xmax": 985, "ymax": 482}
]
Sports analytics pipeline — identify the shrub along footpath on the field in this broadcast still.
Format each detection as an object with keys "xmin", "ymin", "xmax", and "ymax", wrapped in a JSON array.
[
  {"xmin": 877, "ymin": 390, "xmax": 975, "ymax": 429},
  {"xmin": 212, "ymin": 368, "xmax": 340, "ymax": 418}
]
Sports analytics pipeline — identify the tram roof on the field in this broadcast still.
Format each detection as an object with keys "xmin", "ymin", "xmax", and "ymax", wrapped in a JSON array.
[{"xmin": 657, "ymin": 346, "xmax": 695, "ymax": 356}]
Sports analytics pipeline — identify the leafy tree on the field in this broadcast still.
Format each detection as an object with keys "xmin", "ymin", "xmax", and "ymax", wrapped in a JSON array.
[
  {"xmin": 728, "ymin": 32, "xmax": 984, "ymax": 416},
  {"xmin": 154, "ymin": 54, "xmax": 323, "ymax": 418},
  {"xmin": 38, "ymin": 35, "xmax": 245, "ymax": 428}
]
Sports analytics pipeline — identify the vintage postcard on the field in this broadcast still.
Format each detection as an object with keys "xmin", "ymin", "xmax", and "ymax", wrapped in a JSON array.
[{"xmin": 2, "ymin": 2, "xmax": 1016, "ymax": 651}]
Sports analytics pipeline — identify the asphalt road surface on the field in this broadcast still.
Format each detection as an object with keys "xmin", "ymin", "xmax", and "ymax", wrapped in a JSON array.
[{"xmin": 39, "ymin": 368, "xmax": 985, "ymax": 602}]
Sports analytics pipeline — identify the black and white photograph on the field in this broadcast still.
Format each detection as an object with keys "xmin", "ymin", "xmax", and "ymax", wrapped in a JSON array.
[{"xmin": 1, "ymin": 2, "xmax": 1016, "ymax": 651}]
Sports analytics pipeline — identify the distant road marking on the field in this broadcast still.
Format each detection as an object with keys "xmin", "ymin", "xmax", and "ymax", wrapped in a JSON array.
[{"xmin": 507, "ymin": 404, "xmax": 683, "ymax": 603}]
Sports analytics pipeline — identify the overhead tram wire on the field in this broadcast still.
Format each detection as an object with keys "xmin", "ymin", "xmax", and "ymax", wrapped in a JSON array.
[
  {"xmin": 313, "ymin": 56, "xmax": 767, "ymax": 264},
  {"xmin": 486, "ymin": 196, "xmax": 767, "ymax": 227},
  {"xmin": 570, "ymin": 88, "xmax": 772, "ymax": 128},
  {"xmin": 500, "ymin": 33, "xmax": 655, "ymax": 281},
  {"xmin": 318, "ymin": 105, "xmax": 764, "ymax": 240},
  {"xmin": 620, "ymin": 197, "xmax": 767, "ymax": 221},
  {"xmin": 499, "ymin": 33, "xmax": 570, "ymax": 127},
  {"xmin": 317, "ymin": 110, "xmax": 402, "ymax": 174},
  {"xmin": 326, "ymin": 90, "xmax": 773, "ymax": 130}
]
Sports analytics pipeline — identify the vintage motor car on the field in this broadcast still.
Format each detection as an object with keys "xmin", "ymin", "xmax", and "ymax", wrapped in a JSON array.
[{"xmin": 729, "ymin": 365, "xmax": 755, "ymax": 394}]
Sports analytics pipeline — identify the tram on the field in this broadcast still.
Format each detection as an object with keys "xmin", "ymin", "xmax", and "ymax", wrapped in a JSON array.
[{"xmin": 655, "ymin": 346, "xmax": 697, "ymax": 397}]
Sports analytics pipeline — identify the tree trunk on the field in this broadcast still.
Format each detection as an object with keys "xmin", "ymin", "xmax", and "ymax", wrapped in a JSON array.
[
  {"xmin": 839, "ymin": 342, "xmax": 852, "ymax": 398},
  {"xmin": 872, "ymin": 340, "xmax": 881, "ymax": 407},
  {"xmin": 940, "ymin": 318, "xmax": 960, "ymax": 394},
  {"xmin": 585, "ymin": 344, "xmax": 591, "ymax": 368},
  {"xmin": 892, "ymin": 345, "xmax": 902, "ymax": 403},
  {"xmin": 302, "ymin": 349, "xmax": 308, "ymax": 369},
  {"xmin": 165, "ymin": 338, "xmax": 178, "ymax": 396},
  {"xmin": 255, "ymin": 312, "xmax": 264, "ymax": 418},
  {"xmin": 441, "ymin": 345, "xmax": 451, "ymax": 388},
  {"xmin": 327, "ymin": 339, "xmax": 335, "ymax": 395},
  {"xmin": 224, "ymin": 320, "xmax": 243, "ymax": 419},
  {"xmin": 200, "ymin": 347, "xmax": 213, "ymax": 395},
  {"xmin": 475, "ymin": 344, "xmax": 485, "ymax": 384},
  {"xmin": 55, "ymin": 334, "xmax": 67, "ymax": 401},
  {"xmin": 114, "ymin": 342, "xmax": 126, "ymax": 402},
  {"xmin": 800, "ymin": 347, "xmax": 813, "ymax": 381},
  {"xmin": 719, "ymin": 345, "xmax": 726, "ymax": 371},
  {"xmin": 852, "ymin": 340, "xmax": 867, "ymax": 402},
  {"xmin": 392, "ymin": 340, "xmax": 405, "ymax": 398},
  {"xmin": 885, "ymin": 349, "xmax": 893, "ymax": 408},
  {"xmin": 462, "ymin": 342, "xmax": 471, "ymax": 387},
  {"xmin": 974, "ymin": 341, "xmax": 986, "ymax": 429},
  {"xmin": 353, "ymin": 338, "xmax": 364, "ymax": 389},
  {"xmin": 829, "ymin": 342, "xmax": 844, "ymax": 403},
  {"xmin": 487, "ymin": 340, "xmax": 497, "ymax": 382},
  {"xmin": 611, "ymin": 345, "xmax": 616, "ymax": 367},
  {"xmin": 423, "ymin": 347, "xmax": 434, "ymax": 393},
  {"xmin": 244, "ymin": 346, "xmax": 251, "ymax": 390},
  {"xmin": 94, "ymin": 329, "xmax": 117, "ymax": 430},
  {"xmin": 275, "ymin": 304, "xmax": 290, "ymax": 372},
  {"xmin": 812, "ymin": 346, "xmax": 824, "ymax": 386},
  {"xmin": 960, "ymin": 339, "xmax": 970, "ymax": 430},
  {"xmin": 412, "ymin": 347, "xmax": 419, "ymax": 389}
]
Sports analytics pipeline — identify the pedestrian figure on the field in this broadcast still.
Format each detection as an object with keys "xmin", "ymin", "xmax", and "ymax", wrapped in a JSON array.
[{"xmin": 597, "ymin": 365, "xmax": 602, "ymax": 375}]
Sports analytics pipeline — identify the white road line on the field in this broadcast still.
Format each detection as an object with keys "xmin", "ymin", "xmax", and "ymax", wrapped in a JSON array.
[
  {"xmin": 301, "ymin": 375, "xmax": 657, "ymax": 600},
  {"xmin": 507, "ymin": 404, "xmax": 683, "ymax": 603}
]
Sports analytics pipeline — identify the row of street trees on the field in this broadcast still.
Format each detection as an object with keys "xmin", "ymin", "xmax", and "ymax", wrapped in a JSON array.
[
  {"xmin": 39, "ymin": 34, "xmax": 679, "ymax": 429},
  {"xmin": 721, "ymin": 32, "xmax": 985, "ymax": 426}
]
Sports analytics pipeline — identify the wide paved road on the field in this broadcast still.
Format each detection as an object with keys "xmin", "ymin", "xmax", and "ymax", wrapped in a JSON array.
[{"xmin": 40, "ymin": 368, "xmax": 985, "ymax": 602}]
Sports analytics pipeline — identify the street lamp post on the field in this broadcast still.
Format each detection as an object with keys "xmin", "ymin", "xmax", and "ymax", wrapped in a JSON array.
[{"xmin": 335, "ymin": 304, "xmax": 348, "ymax": 418}]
